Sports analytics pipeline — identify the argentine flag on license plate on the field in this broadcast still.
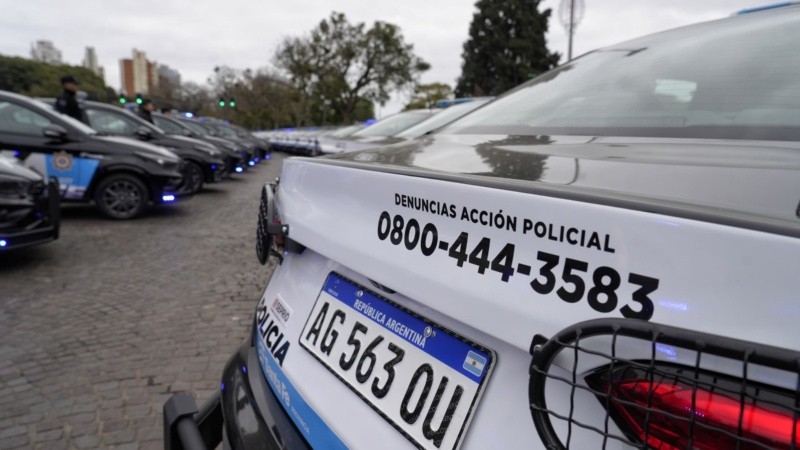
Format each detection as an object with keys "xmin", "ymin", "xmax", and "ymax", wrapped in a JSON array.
[{"xmin": 463, "ymin": 351, "xmax": 487, "ymax": 377}]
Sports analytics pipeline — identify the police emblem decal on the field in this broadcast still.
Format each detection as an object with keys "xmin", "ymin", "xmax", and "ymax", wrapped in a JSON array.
[{"xmin": 52, "ymin": 151, "xmax": 73, "ymax": 171}]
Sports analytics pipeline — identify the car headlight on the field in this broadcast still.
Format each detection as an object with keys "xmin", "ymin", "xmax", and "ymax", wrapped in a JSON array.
[
  {"xmin": 193, "ymin": 144, "xmax": 220, "ymax": 157},
  {"xmin": 0, "ymin": 174, "xmax": 32, "ymax": 199},
  {"xmin": 135, "ymin": 151, "xmax": 167, "ymax": 166}
]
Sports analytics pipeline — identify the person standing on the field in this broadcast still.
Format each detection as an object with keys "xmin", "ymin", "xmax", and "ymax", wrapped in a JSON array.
[
  {"xmin": 137, "ymin": 99, "xmax": 155, "ymax": 124},
  {"xmin": 54, "ymin": 75, "xmax": 85, "ymax": 123}
]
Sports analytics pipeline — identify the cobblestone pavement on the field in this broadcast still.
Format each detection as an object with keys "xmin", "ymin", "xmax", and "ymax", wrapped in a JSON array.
[{"xmin": 0, "ymin": 153, "xmax": 287, "ymax": 449}]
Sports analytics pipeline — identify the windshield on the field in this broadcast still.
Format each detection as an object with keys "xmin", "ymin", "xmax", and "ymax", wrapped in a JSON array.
[
  {"xmin": 396, "ymin": 99, "xmax": 492, "ymax": 138},
  {"xmin": 353, "ymin": 111, "xmax": 436, "ymax": 137},
  {"xmin": 445, "ymin": 10, "xmax": 800, "ymax": 141}
]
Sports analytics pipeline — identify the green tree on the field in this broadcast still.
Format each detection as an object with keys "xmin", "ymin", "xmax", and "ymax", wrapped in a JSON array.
[
  {"xmin": 275, "ymin": 12, "xmax": 429, "ymax": 124},
  {"xmin": 0, "ymin": 54, "xmax": 113, "ymax": 101},
  {"xmin": 404, "ymin": 82, "xmax": 452, "ymax": 110},
  {"xmin": 455, "ymin": 0, "xmax": 559, "ymax": 97}
]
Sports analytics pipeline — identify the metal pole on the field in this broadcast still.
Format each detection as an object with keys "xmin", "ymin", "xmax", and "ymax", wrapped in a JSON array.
[{"xmin": 568, "ymin": 0, "xmax": 575, "ymax": 61}]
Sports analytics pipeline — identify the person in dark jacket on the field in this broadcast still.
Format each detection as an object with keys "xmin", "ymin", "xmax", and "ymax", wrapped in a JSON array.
[
  {"xmin": 54, "ymin": 75, "xmax": 85, "ymax": 122},
  {"xmin": 137, "ymin": 99, "xmax": 155, "ymax": 124}
]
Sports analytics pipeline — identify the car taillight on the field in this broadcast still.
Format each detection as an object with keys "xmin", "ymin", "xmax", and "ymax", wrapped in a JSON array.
[
  {"xmin": 529, "ymin": 319, "xmax": 800, "ymax": 450},
  {"xmin": 593, "ymin": 371, "xmax": 800, "ymax": 450}
]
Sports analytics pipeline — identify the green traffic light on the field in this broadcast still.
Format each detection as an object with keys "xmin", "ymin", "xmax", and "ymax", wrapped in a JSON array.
[
  {"xmin": 218, "ymin": 101, "xmax": 225, "ymax": 107},
  {"xmin": 229, "ymin": 101, "xmax": 236, "ymax": 107},
  {"xmin": 119, "ymin": 97, "xmax": 126, "ymax": 104},
  {"xmin": 136, "ymin": 98, "xmax": 143, "ymax": 105}
]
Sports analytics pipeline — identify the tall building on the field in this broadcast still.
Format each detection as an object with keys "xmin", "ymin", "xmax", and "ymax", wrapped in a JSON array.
[
  {"xmin": 119, "ymin": 49, "xmax": 158, "ymax": 96},
  {"xmin": 82, "ymin": 47, "xmax": 105, "ymax": 80},
  {"xmin": 30, "ymin": 40, "xmax": 62, "ymax": 65}
]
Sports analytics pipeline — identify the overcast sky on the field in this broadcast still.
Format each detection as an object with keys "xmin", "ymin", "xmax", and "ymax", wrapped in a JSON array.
[{"xmin": 1, "ymin": 0, "xmax": 773, "ymax": 117}]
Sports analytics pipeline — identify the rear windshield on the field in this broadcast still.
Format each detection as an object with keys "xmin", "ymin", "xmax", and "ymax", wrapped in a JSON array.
[{"xmin": 445, "ymin": 10, "xmax": 800, "ymax": 141}]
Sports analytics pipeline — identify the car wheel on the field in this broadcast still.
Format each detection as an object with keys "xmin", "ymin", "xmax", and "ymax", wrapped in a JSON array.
[
  {"xmin": 184, "ymin": 162, "xmax": 204, "ymax": 194},
  {"xmin": 94, "ymin": 174, "xmax": 149, "ymax": 220}
]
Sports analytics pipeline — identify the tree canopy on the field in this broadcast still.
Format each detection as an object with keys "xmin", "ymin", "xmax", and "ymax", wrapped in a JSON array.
[
  {"xmin": 0, "ymin": 54, "xmax": 114, "ymax": 101},
  {"xmin": 275, "ymin": 12, "xmax": 429, "ymax": 124},
  {"xmin": 455, "ymin": 0, "xmax": 559, "ymax": 97}
]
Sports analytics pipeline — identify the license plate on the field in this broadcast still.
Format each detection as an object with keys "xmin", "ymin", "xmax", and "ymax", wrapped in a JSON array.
[{"xmin": 300, "ymin": 272, "xmax": 495, "ymax": 450}]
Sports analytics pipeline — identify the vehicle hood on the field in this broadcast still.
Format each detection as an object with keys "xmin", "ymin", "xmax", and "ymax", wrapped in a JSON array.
[
  {"xmin": 325, "ymin": 133, "xmax": 800, "ymax": 230},
  {"xmin": 0, "ymin": 155, "xmax": 42, "ymax": 181},
  {"xmin": 92, "ymin": 135, "xmax": 181, "ymax": 163}
]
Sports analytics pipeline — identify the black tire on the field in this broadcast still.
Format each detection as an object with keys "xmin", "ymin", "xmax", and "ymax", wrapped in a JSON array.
[
  {"xmin": 184, "ymin": 161, "xmax": 204, "ymax": 194},
  {"xmin": 93, "ymin": 173, "xmax": 149, "ymax": 220}
]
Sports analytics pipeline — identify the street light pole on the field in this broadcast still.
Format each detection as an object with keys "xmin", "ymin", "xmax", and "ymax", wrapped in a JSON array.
[{"xmin": 568, "ymin": 0, "xmax": 575, "ymax": 61}]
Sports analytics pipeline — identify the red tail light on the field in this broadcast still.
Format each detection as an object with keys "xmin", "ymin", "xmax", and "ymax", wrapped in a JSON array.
[{"xmin": 601, "ymin": 375, "xmax": 800, "ymax": 450}]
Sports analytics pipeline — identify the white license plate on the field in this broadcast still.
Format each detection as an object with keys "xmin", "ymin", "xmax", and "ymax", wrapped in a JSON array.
[{"xmin": 300, "ymin": 272, "xmax": 495, "ymax": 450}]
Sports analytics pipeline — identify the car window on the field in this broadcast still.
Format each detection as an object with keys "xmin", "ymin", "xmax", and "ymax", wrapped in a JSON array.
[
  {"xmin": 445, "ymin": 11, "xmax": 800, "ymax": 141},
  {"xmin": 86, "ymin": 109, "xmax": 137, "ymax": 135},
  {"xmin": 0, "ymin": 101, "xmax": 53, "ymax": 136},
  {"xmin": 396, "ymin": 99, "xmax": 492, "ymax": 138},
  {"xmin": 353, "ymin": 111, "xmax": 436, "ymax": 137},
  {"xmin": 180, "ymin": 120, "xmax": 208, "ymax": 136},
  {"xmin": 153, "ymin": 116, "xmax": 186, "ymax": 135}
]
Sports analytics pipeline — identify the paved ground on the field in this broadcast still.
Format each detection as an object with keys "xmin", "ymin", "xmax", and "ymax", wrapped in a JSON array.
[{"xmin": 0, "ymin": 153, "xmax": 286, "ymax": 449}]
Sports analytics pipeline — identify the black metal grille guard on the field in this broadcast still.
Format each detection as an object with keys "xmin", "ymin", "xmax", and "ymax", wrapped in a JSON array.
[{"xmin": 528, "ymin": 318, "xmax": 800, "ymax": 450}]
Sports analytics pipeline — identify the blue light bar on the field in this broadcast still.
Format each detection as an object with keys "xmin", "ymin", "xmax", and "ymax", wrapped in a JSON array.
[
  {"xmin": 736, "ymin": 2, "xmax": 797, "ymax": 14},
  {"xmin": 184, "ymin": 112, "xmax": 194, "ymax": 118},
  {"xmin": 248, "ymin": 161, "xmax": 255, "ymax": 166},
  {"xmin": 0, "ymin": 240, "xmax": 7, "ymax": 247},
  {"xmin": 235, "ymin": 167, "xmax": 244, "ymax": 173},
  {"xmin": 211, "ymin": 164, "xmax": 218, "ymax": 170},
  {"xmin": 265, "ymin": 154, "xmax": 271, "ymax": 160},
  {"xmin": 161, "ymin": 195, "xmax": 176, "ymax": 202}
]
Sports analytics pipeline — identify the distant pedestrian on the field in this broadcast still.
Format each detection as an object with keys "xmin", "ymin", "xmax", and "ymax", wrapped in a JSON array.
[
  {"xmin": 160, "ymin": 107, "xmax": 171, "ymax": 115},
  {"xmin": 54, "ymin": 75, "xmax": 86, "ymax": 123},
  {"xmin": 138, "ymin": 99, "xmax": 155, "ymax": 124}
]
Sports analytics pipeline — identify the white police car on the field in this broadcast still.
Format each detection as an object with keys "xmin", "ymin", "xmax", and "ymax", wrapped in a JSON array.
[{"xmin": 166, "ymin": 5, "xmax": 800, "ymax": 449}]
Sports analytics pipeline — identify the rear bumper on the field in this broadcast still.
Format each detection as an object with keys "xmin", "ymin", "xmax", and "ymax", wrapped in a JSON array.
[{"xmin": 164, "ymin": 339, "xmax": 305, "ymax": 450}]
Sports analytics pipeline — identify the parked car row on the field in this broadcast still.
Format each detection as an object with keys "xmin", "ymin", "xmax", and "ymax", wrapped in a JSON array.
[
  {"xmin": 0, "ymin": 90, "xmax": 267, "ymax": 251},
  {"xmin": 259, "ymin": 97, "xmax": 493, "ymax": 156}
]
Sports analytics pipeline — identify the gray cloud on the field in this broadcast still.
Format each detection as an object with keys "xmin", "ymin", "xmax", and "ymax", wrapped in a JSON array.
[{"xmin": 0, "ymin": 0, "xmax": 773, "ymax": 117}]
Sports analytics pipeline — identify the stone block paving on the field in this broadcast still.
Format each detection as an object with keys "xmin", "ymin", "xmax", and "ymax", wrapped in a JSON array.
[{"xmin": 0, "ymin": 154, "xmax": 287, "ymax": 449}]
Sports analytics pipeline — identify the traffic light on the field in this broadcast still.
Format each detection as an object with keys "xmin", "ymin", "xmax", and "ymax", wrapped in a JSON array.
[
  {"xmin": 135, "ymin": 94, "xmax": 143, "ymax": 105},
  {"xmin": 118, "ymin": 95, "xmax": 126, "ymax": 104},
  {"xmin": 218, "ymin": 98, "xmax": 226, "ymax": 108},
  {"xmin": 228, "ymin": 99, "xmax": 236, "ymax": 108}
]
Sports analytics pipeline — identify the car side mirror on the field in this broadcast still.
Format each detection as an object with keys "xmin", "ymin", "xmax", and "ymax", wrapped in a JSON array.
[
  {"xmin": 136, "ymin": 126, "xmax": 153, "ymax": 140},
  {"xmin": 42, "ymin": 124, "xmax": 69, "ymax": 141}
]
